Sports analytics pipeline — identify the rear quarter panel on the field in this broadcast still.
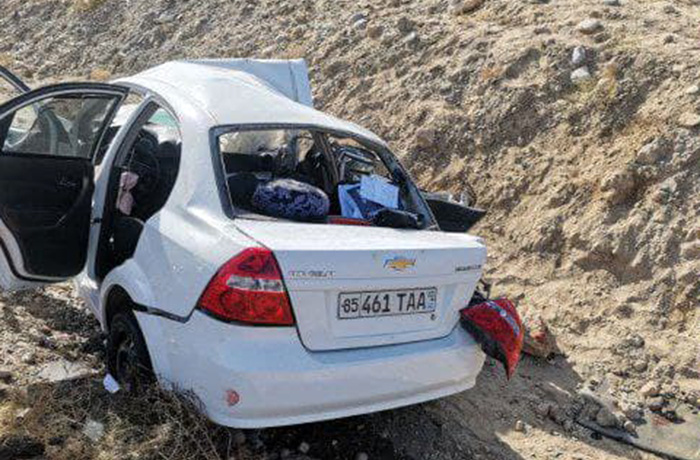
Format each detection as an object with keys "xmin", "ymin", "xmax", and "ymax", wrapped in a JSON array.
[{"xmin": 100, "ymin": 206, "xmax": 257, "ymax": 321}]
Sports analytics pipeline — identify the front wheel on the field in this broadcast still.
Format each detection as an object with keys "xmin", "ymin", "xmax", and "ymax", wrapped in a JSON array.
[{"xmin": 106, "ymin": 310, "xmax": 154, "ymax": 393}]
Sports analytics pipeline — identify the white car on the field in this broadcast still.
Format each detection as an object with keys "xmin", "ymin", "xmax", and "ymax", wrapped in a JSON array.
[{"xmin": 0, "ymin": 59, "xmax": 487, "ymax": 428}]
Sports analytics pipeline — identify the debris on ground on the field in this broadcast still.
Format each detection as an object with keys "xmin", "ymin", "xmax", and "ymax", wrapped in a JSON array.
[
  {"xmin": 82, "ymin": 419, "xmax": 105, "ymax": 443},
  {"xmin": 102, "ymin": 374, "xmax": 120, "ymax": 394},
  {"xmin": 521, "ymin": 315, "xmax": 557, "ymax": 359},
  {"xmin": 298, "ymin": 441, "xmax": 311, "ymax": 454},
  {"xmin": 35, "ymin": 359, "xmax": 94, "ymax": 383},
  {"xmin": 578, "ymin": 405, "xmax": 700, "ymax": 460},
  {"xmin": 575, "ymin": 387, "xmax": 700, "ymax": 460}
]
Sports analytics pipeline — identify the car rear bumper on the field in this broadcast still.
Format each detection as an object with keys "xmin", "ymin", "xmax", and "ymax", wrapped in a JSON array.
[{"xmin": 139, "ymin": 310, "xmax": 485, "ymax": 428}]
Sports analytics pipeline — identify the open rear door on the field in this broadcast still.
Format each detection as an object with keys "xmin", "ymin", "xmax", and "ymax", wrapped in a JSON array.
[{"xmin": 0, "ymin": 83, "xmax": 128, "ymax": 290}]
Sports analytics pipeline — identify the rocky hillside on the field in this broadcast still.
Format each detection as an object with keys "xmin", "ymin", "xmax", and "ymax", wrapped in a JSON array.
[{"xmin": 0, "ymin": 0, "xmax": 698, "ymax": 458}]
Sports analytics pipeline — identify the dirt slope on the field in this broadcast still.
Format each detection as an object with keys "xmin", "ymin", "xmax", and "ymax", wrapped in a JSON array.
[{"xmin": 0, "ymin": 0, "xmax": 698, "ymax": 459}]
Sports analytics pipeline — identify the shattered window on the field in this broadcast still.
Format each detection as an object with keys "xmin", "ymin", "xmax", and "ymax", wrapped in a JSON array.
[
  {"xmin": 220, "ymin": 129, "xmax": 322, "ymax": 180},
  {"xmin": 220, "ymin": 128, "xmax": 333, "ymax": 222},
  {"xmin": 220, "ymin": 130, "xmax": 289, "ymax": 157},
  {"xmin": 217, "ymin": 127, "xmax": 431, "ymax": 229}
]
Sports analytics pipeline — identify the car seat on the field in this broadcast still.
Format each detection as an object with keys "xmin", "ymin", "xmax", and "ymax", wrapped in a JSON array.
[
  {"xmin": 228, "ymin": 172, "xmax": 263, "ymax": 211},
  {"xmin": 223, "ymin": 152, "xmax": 274, "ymax": 173}
]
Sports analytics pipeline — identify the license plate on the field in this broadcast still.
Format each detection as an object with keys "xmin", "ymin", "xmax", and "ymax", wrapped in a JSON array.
[{"xmin": 338, "ymin": 288, "xmax": 438, "ymax": 320}]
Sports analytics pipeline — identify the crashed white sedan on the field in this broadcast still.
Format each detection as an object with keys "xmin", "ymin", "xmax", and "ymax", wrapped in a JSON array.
[{"xmin": 0, "ymin": 60, "xmax": 487, "ymax": 428}]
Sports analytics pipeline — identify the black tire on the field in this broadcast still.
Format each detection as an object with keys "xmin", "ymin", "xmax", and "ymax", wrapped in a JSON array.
[{"xmin": 107, "ymin": 310, "xmax": 154, "ymax": 393}]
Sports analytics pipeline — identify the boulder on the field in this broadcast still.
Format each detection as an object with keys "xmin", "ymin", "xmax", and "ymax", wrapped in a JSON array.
[
  {"xmin": 415, "ymin": 128, "xmax": 436, "ymax": 149},
  {"xmin": 636, "ymin": 137, "xmax": 671, "ymax": 164},
  {"xmin": 572, "ymin": 46, "xmax": 586, "ymax": 65},
  {"xmin": 571, "ymin": 66, "xmax": 592, "ymax": 83},
  {"xmin": 449, "ymin": 0, "xmax": 485, "ymax": 15},
  {"xmin": 577, "ymin": 19, "xmax": 603, "ymax": 34},
  {"xmin": 679, "ymin": 112, "xmax": 700, "ymax": 128}
]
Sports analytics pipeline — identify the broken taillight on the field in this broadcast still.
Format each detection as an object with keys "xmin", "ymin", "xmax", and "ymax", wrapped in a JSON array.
[
  {"xmin": 197, "ymin": 248, "xmax": 295, "ymax": 326},
  {"xmin": 460, "ymin": 298, "xmax": 523, "ymax": 379}
]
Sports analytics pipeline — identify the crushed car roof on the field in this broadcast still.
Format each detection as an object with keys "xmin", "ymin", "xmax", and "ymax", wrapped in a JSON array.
[{"xmin": 117, "ymin": 59, "xmax": 385, "ymax": 146}]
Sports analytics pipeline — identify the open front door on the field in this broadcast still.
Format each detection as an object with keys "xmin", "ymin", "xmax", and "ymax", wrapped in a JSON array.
[{"xmin": 0, "ymin": 83, "xmax": 128, "ymax": 290}]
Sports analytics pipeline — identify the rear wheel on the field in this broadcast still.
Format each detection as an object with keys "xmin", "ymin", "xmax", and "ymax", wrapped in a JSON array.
[{"xmin": 107, "ymin": 310, "xmax": 154, "ymax": 393}]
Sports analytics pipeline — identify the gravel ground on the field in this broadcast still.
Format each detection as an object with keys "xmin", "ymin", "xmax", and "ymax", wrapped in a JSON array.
[{"xmin": 0, "ymin": 286, "xmax": 660, "ymax": 460}]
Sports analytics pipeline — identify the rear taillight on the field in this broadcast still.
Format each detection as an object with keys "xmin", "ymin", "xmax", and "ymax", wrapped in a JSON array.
[{"xmin": 197, "ymin": 248, "xmax": 294, "ymax": 326}]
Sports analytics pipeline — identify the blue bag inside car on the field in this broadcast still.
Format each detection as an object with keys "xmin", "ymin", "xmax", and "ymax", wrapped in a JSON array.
[{"xmin": 252, "ymin": 178, "xmax": 330, "ymax": 222}]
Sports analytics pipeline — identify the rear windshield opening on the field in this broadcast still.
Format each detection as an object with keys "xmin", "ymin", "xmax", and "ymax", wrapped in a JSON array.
[{"xmin": 218, "ymin": 128, "xmax": 432, "ymax": 229}]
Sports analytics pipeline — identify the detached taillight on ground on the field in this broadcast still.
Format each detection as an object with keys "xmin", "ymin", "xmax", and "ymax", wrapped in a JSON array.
[
  {"xmin": 198, "ymin": 247, "xmax": 295, "ymax": 326},
  {"xmin": 460, "ymin": 298, "xmax": 524, "ymax": 379}
]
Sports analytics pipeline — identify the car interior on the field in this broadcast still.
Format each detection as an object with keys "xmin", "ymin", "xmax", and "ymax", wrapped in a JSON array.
[
  {"xmin": 219, "ymin": 129, "xmax": 431, "ymax": 229},
  {"xmin": 95, "ymin": 104, "xmax": 182, "ymax": 279}
]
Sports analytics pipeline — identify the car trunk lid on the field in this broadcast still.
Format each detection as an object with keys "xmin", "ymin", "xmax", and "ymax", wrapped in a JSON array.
[{"xmin": 234, "ymin": 220, "xmax": 487, "ymax": 351}]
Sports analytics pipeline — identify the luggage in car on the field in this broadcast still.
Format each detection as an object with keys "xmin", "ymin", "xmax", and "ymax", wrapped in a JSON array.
[{"xmin": 252, "ymin": 178, "xmax": 330, "ymax": 222}]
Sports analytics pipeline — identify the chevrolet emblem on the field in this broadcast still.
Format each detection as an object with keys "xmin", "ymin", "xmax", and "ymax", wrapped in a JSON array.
[{"xmin": 384, "ymin": 256, "xmax": 416, "ymax": 272}]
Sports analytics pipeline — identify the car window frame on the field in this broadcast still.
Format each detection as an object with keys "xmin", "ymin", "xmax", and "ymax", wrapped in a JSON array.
[
  {"xmin": 0, "ymin": 82, "xmax": 129, "ymax": 164},
  {"xmin": 210, "ymin": 123, "xmax": 438, "ymax": 229},
  {"xmin": 0, "ymin": 65, "xmax": 30, "ymax": 94}
]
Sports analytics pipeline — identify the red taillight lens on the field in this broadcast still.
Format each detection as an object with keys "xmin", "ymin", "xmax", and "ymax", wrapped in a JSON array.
[{"xmin": 197, "ymin": 248, "xmax": 294, "ymax": 326}]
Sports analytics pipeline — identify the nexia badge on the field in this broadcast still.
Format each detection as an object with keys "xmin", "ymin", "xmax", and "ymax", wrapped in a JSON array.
[{"xmin": 384, "ymin": 256, "xmax": 416, "ymax": 272}]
